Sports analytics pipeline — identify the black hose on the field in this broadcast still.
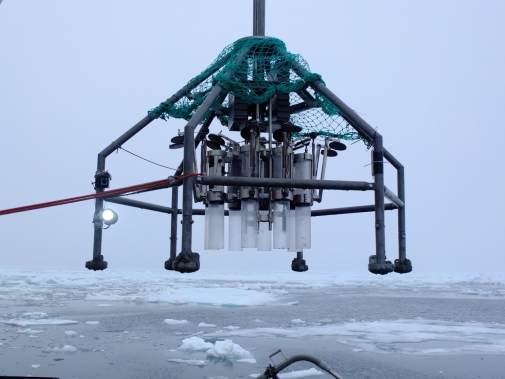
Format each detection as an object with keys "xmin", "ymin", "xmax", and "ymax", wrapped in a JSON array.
[{"xmin": 256, "ymin": 353, "xmax": 343, "ymax": 379}]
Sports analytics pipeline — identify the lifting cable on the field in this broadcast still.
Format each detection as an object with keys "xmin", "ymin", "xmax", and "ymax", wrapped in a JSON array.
[{"xmin": 0, "ymin": 173, "xmax": 203, "ymax": 217}]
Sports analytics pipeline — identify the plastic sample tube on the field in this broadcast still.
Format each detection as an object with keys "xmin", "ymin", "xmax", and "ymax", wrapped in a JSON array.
[
  {"xmin": 273, "ymin": 200, "xmax": 289, "ymax": 249},
  {"xmin": 206, "ymin": 203, "xmax": 224, "ymax": 250},
  {"xmin": 228, "ymin": 208, "xmax": 242, "ymax": 251},
  {"xmin": 241, "ymin": 199, "xmax": 258, "ymax": 248},
  {"xmin": 295, "ymin": 204, "xmax": 311, "ymax": 249},
  {"xmin": 257, "ymin": 210, "xmax": 272, "ymax": 251}
]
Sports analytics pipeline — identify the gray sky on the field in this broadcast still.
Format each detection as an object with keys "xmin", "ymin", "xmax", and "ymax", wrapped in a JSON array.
[{"xmin": 0, "ymin": 0, "xmax": 504, "ymax": 274}]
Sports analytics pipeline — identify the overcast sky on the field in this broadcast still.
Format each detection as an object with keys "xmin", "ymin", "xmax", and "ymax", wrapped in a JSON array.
[{"xmin": 0, "ymin": 0, "xmax": 504, "ymax": 274}]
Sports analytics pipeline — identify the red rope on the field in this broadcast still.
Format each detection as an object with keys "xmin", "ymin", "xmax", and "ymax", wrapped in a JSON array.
[{"xmin": 0, "ymin": 173, "xmax": 204, "ymax": 216}]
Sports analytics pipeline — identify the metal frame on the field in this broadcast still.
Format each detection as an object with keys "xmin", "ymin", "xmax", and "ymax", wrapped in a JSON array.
[{"xmin": 87, "ymin": 0, "xmax": 411, "ymax": 275}]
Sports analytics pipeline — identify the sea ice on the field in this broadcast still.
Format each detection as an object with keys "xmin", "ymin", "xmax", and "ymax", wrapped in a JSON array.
[
  {"xmin": 31, "ymin": 364, "xmax": 41, "ymax": 369},
  {"xmin": 178, "ymin": 336, "xmax": 213, "ymax": 351},
  {"xmin": 85, "ymin": 321, "xmax": 100, "ymax": 325},
  {"xmin": 21, "ymin": 312, "xmax": 48, "ymax": 319},
  {"xmin": 176, "ymin": 337, "xmax": 256, "ymax": 363},
  {"xmin": 16, "ymin": 328, "xmax": 43, "ymax": 334},
  {"xmin": 204, "ymin": 319, "xmax": 505, "ymax": 355},
  {"xmin": 65, "ymin": 331, "xmax": 77, "ymax": 336},
  {"xmin": 199, "ymin": 322, "xmax": 217, "ymax": 327},
  {"xmin": 43, "ymin": 345, "xmax": 77, "ymax": 354},
  {"xmin": 167, "ymin": 358, "xmax": 208, "ymax": 366},
  {"xmin": 0, "ymin": 312, "xmax": 78, "ymax": 327},
  {"xmin": 206, "ymin": 339, "xmax": 256, "ymax": 363},
  {"xmin": 164, "ymin": 318, "xmax": 189, "ymax": 325},
  {"xmin": 291, "ymin": 319, "xmax": 305, "ymax": 324}
]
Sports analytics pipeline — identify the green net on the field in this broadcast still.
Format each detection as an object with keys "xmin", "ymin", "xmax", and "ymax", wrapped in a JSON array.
[{"xmin": 148, "ymin": 36, "xmax": 365, "ymax": 142}]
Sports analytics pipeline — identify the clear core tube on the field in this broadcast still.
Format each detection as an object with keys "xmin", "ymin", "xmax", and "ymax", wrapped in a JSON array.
[
  {"xmin": 273, "ymin": 200, "xmax": 289, "ymax": 249},
  {"xmin": 241, "ymin": 199, "xmax": 258, "ymax": 248}
]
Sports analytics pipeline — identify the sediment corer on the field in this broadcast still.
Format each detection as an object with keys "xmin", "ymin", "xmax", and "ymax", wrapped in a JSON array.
[
  {"xmin": 204, "ymin": 150, "xmax": 226, "ymax": 250},
  {"xmin": 293, "ymin": 153, "xmax": 312, "ymax": 250}
]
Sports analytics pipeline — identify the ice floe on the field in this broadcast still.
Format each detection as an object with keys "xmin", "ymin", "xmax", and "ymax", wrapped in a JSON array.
[
  {"xmin": 0, "ymin": 312, "xmax": 78, "ymax": 327},
  {"xmin": 199, "ymin": 322, "xmax": 217, "ymax": 327},
  {"xmin": 178, "ymin": 336, "xmax": 213, "ymax": 351},
  {"xmin": 176, "ymin": 336, "xmax": 256, "ymax": 363},
  {"xmin": 204, "ymin": 319, "xmax": 505, "ymax": 355},
  {"xmin": 16, "ymin": 328, "xmax": 43, "ymax": 334},
  {"xmin": 164, "ymin": 318, "xmax": 189, "ymax": 325},
  {"xmin": 291, "ymin": 319, "xmax": 305, "ymax": 324},
  {"xmin": 167, "ymin": 358, "xmax": 208, "ymax": 366},
  {"xmin": 43, "ymin": 344, "xmax": 77, "ymax": 354},
  {"xmin": 1, "ymin": 268, "xmax": 503, "ymax": 308}
]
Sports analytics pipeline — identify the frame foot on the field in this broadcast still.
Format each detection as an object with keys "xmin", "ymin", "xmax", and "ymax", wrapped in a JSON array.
[
  {"xmin": 394, "ymin": 258, "xmax": 412, "ymax": 274},
  {"xmin": 173, "ymin": 251, "xmax": 200, "ymax": 273},
  {"xmin": 164, "ymin": 257, "xmax": 176, "ymax": 271},
  {"xmin": 291, "ymin": 257, "xmax": 309, "ymax": 272},
  {"xmin": 368, "ymin": 255, "xmax": 394, "ymax": 275},
  {"xmin": 85, "ymin": 255, "xmax": 108, "ymax": 271}
]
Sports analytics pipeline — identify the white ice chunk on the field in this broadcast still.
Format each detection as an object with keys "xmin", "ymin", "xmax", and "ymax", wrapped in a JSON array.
[
  {"xmin": 178, "ymin": 336, "xmax": 213, "ymax": 351},
  {"xmin": 95, "ymin": 304, "xmax": 114, "ymax": 307},
  {"xmin": 224, "ymin": 325, "xmax": 240, "ymax": 330},
  {"xmin": 85, "ymin": 321, "xmax": 100, "ymax": 325},
  {"xmin": 206, "ymin": 339, "xmax": 256, "ymax": 363},
  {"xmin": 198, "ymin": 322, "xmax": 217, "ymax": 327},
  {"xmin": 43, "ymin": 345, "xmax": 77, "ymax": 354},
  {"xmin": 62, "ymin": 345, "xmax": 77, "ymax": 353},
  {"xmin": 291, "ymin": 319, "xmax": 305, "ymax": 324},
  {"xmin": 31, "ymin": 364, "xmax": 41, "ymax": 369},
  {"xmin": 236, "ymin": 358, "xmax": 257, "ymax": 364},
  {"xmin": 65, "ymin": 331, "xmax": 77, "ymax": 336},
  {"xmin": 21, "ymin": 312, "xmax": 48, "ymax": 319},
  {"xmin": 157, "ymin": 288, "xmax": 276, "ymax": 307},
  {"xmin": 16, "ymin": 328, "xmax": 43, "ymax": 334},
  {"xmin": 176, "ymin": 337, "xmax": 255, "ymax": 363},
  {"xmin": 2, "ymin": 318, "xmax": 78, "ymax": 327},
  {"xmin": 164, "ymin": 319, "xmax": 189, "ymax": 325},
  {"xmin": 167, "ymin": 359, "xmax": 208, "ymax": 366}
]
